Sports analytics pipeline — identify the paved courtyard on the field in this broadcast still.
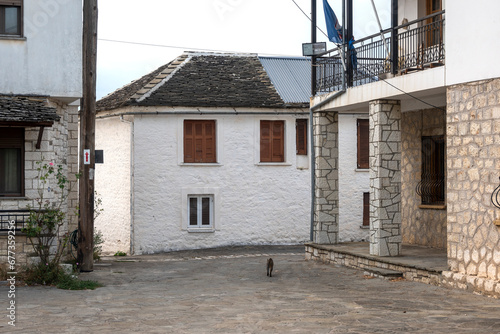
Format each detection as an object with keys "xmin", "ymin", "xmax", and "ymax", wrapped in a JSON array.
[{"xmin": 2, "ymin": 245, "xmax": 500, "ymax": 333}]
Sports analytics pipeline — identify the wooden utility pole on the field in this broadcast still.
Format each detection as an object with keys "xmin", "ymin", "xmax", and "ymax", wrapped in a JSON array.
[{"xmin": 78, "ymin": 0, "xmax": 98, "ymax": 272}]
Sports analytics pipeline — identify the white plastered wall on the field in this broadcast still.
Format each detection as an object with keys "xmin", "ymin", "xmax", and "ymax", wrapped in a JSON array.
[
  {"xmin": 95, "ymin": 117, "xmax": 131, "ymax": 255},
  {"xmin": 129, "ymin": 112, "xmax": 311, "ymax": 254},
  {"xmin": 338, "ymin": 114, "xmax": 370, "ymax": 242},
  {"xmin": 0, "ymin": 0, "xmax": 82, "ymax": 100}
]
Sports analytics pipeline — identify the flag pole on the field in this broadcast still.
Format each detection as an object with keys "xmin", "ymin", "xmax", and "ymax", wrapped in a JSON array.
[{"xmin": 370, "ymin": 0, "xmax": 390, "ymax": 56}]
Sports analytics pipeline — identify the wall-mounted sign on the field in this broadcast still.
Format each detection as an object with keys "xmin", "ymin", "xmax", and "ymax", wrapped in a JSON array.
[{"xmin": 83, "ymin": 149, "xmax": 90, "ymax": 165}]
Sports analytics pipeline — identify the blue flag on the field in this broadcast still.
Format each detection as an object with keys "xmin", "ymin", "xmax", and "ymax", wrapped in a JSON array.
[{"xmin": 323, "ymin": 0, "xmax": 343, "ymax": 43}]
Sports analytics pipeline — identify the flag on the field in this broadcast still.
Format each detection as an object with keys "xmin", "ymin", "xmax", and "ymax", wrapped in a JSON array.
[{"xmin": 323, "ymin": 0, "xmax": 343, "ymax": 44}]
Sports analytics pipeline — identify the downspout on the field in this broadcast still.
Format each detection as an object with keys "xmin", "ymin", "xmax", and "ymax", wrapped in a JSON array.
[
  {"xmin": 120, "ymin": 115, "xmax": 134, "ymax": 255},
  {"xmin": 309, "ymin": 89, "xmax": 346, "ymax": 241}
]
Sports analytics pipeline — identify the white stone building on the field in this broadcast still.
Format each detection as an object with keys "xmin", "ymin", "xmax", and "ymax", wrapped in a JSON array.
[
  {"xmin": 309, "ymin": 0, "xmax": 500, "ymax": 297},
  {"xmin": 96, "ymin": 52, "xmax": 371, "ymax": 255},
  {"xmin": 0, "ymin": 0, "xmax": 82, "ymax": 265},
  {"xmin": 95, "ymin": 53, "xmax": 312, "ymax": 255}
]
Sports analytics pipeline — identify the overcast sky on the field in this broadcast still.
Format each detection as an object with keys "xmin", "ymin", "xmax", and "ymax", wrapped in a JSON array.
[{"xmin": 96, "ymin": 0, "xmax": 391, "ymax": 99}]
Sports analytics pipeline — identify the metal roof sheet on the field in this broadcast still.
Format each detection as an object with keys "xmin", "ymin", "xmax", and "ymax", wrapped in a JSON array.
[{"xmin": 258, "ymin": 56, "xmax": 311, "ymax": 104}]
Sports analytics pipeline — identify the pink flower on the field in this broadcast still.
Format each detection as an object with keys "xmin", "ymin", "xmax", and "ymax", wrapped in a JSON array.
[{"xmin": 49, "ymin": 162, "xmax": 54, "ymax": 166}]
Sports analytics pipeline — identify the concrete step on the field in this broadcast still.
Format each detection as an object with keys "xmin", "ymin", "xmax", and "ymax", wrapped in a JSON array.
[{"xmin": 363, "ymin": 266, "xmax": 403, "ymax": 279}]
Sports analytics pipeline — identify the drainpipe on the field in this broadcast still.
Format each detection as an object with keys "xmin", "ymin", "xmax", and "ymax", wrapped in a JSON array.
[
  {"xmin": 309, "ymin": 89, "xmax": 346, "ymax": 241},
  {"xmin": 120, "ymin": 115, "xmax": 134, "ymax": 255}
]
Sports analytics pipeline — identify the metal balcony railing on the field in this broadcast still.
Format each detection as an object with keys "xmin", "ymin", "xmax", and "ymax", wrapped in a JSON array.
[
  {"xmin": 314, "ymin": 11, "xmax": 445, "ymax": 95},
  {"xmin": 0, "ymin": 210, "xmax": 31, "ymax": 231}
]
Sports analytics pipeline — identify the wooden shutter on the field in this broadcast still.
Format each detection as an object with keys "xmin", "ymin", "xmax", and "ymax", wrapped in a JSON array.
[
  {"xmin": 357, "ymin": 119, "xmax": 369, "ymax": 169},
  {"xmin": 363, "ymin": 192, "xmax": 370, "ymax": 226},
  {"xmin": 184, "ymin": 120, "xmax": 216, "ymax": 163},
  {"xmin": 296, "ymin": 119, "xmax": 307, "ymax": 155},
  {"xmin": 260, "ymin": 120, "xmax": 284, "ymax": 162},
  {"xmin": 272, "ymin": 121, "xmax": 284, "ymax": 162}
]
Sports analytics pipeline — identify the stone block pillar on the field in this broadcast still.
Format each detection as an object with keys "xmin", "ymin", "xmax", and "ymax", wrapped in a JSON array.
[
  {"xmin": 313, "ymin": 111, "xmax": 339, "ymax": 244},
  {"xmin": 369, "ymin": 100, "xmax": 402, "ymax": 256}
]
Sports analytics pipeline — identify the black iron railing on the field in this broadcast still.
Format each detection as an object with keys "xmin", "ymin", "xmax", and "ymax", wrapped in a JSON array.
[
  {"xmin": 314, "ymin": 11, "xmax": 445, "ymax": 94},
  {"xmin": 492, "ymin": 177, "xmax": 500, "ymax": 210},
  {"xmin": 0, "ymin": 210, "xmax": 31, "ymax": 231}
]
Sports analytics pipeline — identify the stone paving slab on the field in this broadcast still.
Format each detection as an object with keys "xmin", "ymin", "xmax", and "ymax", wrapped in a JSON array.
[{"xmin": 1, "ymin": 245, "xmax": 500, "ymax": 333}]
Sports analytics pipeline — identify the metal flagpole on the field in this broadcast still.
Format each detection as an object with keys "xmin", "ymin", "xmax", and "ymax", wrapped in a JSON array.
[{"xmin": 370, "ymin": 0, "xmax": 390, "ymax": 56}]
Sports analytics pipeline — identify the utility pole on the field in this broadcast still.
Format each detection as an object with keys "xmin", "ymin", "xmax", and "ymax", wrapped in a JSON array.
[{"xmin": 78, "ymin": 0, "xmax": 98, "ymax": 272}]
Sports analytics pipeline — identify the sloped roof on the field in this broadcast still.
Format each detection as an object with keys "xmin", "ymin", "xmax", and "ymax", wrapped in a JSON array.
[
  {"xmin": 97, "ymin": 52, "xmax": 310, "ymax": 112},
  {"xmin": 259, "ymin": 56, "xmax": 311, "ymax": 103},
  {"xmin": 0, "ymin": 95, "xmax": 60, "ymax": 124}
]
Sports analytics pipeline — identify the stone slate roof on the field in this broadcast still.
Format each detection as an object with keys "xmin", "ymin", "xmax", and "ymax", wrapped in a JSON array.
[
  {"xmin": 0, "ymin": 95, "xmax": 60, "ymax": 124},
  {"xmin": 97, "ymin": 52, "xmax": 309, "ymax": 112}
]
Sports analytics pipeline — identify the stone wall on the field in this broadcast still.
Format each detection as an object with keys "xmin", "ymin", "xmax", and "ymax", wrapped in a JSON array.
[
  {"xmin": 401, "ymin": 108, "xmax": 447, "ymax": 248},
  {"xmin": 446, "ymin": 78, "xmax": 500, "ymax": 283},
  {"xmin": 313, "ymin": 112, "xmax": 339, "ymax": 244},
  {"xmin": 0, "ymin": 101, "xmax": 79, "ymax": 268},
  {"xmin": 369, "ymin": 100, "xmax": 402, "ymax": 256}
]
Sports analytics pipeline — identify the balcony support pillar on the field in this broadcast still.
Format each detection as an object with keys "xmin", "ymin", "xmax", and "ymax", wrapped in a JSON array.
[{"xmin": 369, "ymin": 99, "xmax": 402, "ymax": 256}]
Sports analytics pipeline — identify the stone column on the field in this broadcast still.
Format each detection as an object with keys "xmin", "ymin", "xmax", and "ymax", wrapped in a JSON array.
[
  {"xmin": 313, "ymin": 111, "xmax": 339, "ymax": 244},
  {"xmin": 369, "ymin": 99, "xmax": 402, "ymax": 256}
]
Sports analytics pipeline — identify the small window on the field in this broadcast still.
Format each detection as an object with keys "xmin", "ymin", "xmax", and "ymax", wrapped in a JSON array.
[
  {"xmin": 296, "ymin": 119, "xmax": 307, "ymax": 155},
  {"xmin": 362, "ymin": 192, "xmax": 370, "ymax": 226},
  {"xmin": 260, "ymin": 120, "xmax": 284, "ymax": 162},
  {"xmin": 357, "ymin": 119, "xmax": 369, "ymax": 169},
  {"xmin": 188, "ymin": 195, "xmax": 213, "ymax": 229},
  {"xmin": 0, "ymin": 1, "xmax": 22, "ymax": 36},
  {"xmin": 417, "ymin": 136, "xmax": 445, "ymax": 205},
  {"xmin": 0, "ymin": 127, "xmax": 24, "ymax": 197},
  {"xmin": 184, "ymin": 120, "xmax": 216, "ymax": 163}
]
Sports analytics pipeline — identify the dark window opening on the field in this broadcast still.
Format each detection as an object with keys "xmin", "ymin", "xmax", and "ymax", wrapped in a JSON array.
[{"xmin": 417, "ymin": 136, "xmax": 445, "ymax": 205}]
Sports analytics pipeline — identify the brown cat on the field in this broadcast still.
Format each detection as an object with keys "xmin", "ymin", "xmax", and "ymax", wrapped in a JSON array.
[{"xmin": 266, "ymin": 258, "xmax": 274, "ymax": 277}]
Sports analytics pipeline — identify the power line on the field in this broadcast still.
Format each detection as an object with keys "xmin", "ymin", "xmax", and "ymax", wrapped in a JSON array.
[
  {"xmin": 290, "ymin": 0, "xmax": 329, "ymax": 39},
  {"xmin": 98, "ymin": 38, "xmax": 309, "ymax": 59}
]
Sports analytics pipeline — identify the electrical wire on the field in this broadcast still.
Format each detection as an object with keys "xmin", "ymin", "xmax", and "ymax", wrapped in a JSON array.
[{"xmin": 98, "ymin": 38, "xmax": 310, "ymax": 59}]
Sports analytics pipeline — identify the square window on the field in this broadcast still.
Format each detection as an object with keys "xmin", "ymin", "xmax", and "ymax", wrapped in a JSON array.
[
  {"xmin": 417, "ymin": 136, "xmax": 445, "ymax": 205},
  {"xmin": 260, "ymin": 120, "xmax": 284, "ymax": 162},
  {"xmin": 184, "ymin": 120, "xmax": 216, "ymax": 163},
  {"xmin": 0, "ymin": 1, "xmax": 22, "ymax": 36},
  {"xmin": 0, "ymin": 127, "xmax": 24, "ymax": 197},
  {"xmin": 188, "ymin": 195, "xmax": 214, "ymax": 229}
]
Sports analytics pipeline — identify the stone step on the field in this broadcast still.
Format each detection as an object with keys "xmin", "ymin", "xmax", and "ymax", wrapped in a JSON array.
[{"xmin": 363, "ymin": 266, "xmax": 403, "ymax": 279}]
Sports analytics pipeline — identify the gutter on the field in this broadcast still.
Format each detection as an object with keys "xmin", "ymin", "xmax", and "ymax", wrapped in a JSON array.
[
  {"xmin": 96, "ymin": 110, "xmax": 309, "ymax": 119},
  {"xmin": 309, "ymin": 89, "xmax": 346, "ymax": 241}
]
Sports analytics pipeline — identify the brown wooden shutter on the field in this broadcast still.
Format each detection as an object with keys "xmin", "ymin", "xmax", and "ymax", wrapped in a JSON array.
[
  {"xmin": 184, "ymin": 121, "xmax": 195, "ymax": 163},
  {"xmin": 296, "ymin": 119, "xmax": 307, "ymax": 155},
  {"xmin": 272, "ymin": 121, "xmax": 284, "ymax": 162},
  {"xmin": 260, "ymin": 121, "xmax": 272, "ymax": 162},
  {"xmin": 357, "ymin": 119, "xmax": 369, "ymax": 169},
  {"xmin": 260, "ymin": 120, "xmax": 284, "ymax": 162},
  {"xmin": 363, "ymin": 192, "xmax": 370, "ymax": 226},
  {"xmin": 184, "ymin": 120, "xmax": 216, "ymax": 163}
]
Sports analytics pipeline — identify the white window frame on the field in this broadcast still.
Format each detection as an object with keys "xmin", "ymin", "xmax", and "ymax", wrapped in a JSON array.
[
  {"xmin": 181, "ymin": 187, "xmax": 220, "ymax": 232},
  {"xmin": 188, "ymin": 195, "xmax": 213, "ymax": 229}
]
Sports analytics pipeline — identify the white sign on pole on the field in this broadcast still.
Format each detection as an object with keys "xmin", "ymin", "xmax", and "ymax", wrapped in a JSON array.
[{"xmin": 83, "ymin": 149, "xmax": 91, "ymax": 165}]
